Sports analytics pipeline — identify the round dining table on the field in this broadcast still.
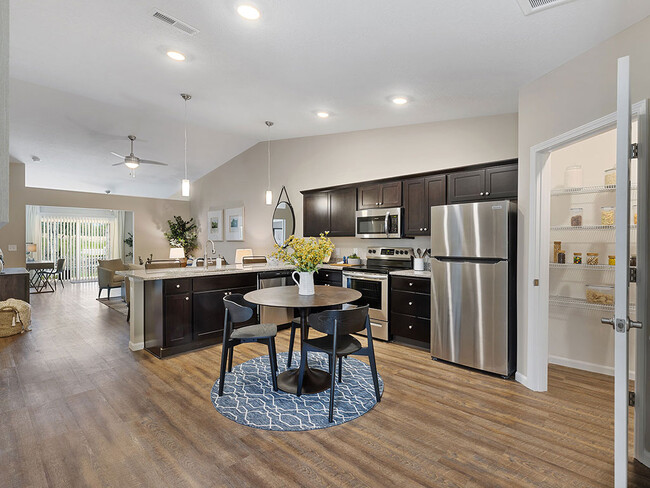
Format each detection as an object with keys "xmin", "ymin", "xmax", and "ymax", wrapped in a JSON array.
[{"xmin": 244, "ymin": 285, "xmax": 362, "ymax": 395}]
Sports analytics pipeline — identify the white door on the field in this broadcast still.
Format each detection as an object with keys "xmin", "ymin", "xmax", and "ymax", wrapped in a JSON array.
[{"xmin": 601, "ymin": 55, "xmax": 644, "ymax": 488}]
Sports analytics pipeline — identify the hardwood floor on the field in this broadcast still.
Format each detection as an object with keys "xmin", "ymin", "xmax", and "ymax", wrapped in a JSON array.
[{"xmin": 2, "ymin": 282, "xmax": 650, "ymax": 487}]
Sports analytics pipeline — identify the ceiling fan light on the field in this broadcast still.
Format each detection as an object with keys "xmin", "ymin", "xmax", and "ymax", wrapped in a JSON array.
[
  {"xmin": 125, "ymin": 161, "xmax": 139, "ymax": 169},
  {"xmin": 181, "ymin": 179, "xmax": 190, "ymax": 197}
]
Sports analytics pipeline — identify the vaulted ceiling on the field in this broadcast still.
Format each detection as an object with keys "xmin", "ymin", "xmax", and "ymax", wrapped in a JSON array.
[{"xmin": 9, "ymin": 0, "xmax": 650, "ymax": 198}]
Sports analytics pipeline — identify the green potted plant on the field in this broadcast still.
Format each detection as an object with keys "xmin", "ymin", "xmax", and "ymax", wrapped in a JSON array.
[
  {"xmin": 164, "ymin": 216, "xmax": 198, "ymax": 263},
  {"xmin": 347, "ymin": 253, "xmax": 361, "ymax": 265}
]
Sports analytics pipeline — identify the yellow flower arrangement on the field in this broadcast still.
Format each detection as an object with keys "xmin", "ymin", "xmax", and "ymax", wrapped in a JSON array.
[{"xmin": 271, "ymin": 233, "xmax": 335, "ymax": 273}]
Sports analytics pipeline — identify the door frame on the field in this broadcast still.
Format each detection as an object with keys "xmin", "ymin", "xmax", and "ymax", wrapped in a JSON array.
[{"xmin": 524, "ymin": 99, "xmax": 647, "ymax": 393}]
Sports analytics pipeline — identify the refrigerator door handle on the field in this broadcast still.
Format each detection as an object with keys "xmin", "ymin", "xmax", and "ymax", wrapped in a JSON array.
[{"xmin": 434, "ymin": 256, "xmax": 505, "ymax": 265}]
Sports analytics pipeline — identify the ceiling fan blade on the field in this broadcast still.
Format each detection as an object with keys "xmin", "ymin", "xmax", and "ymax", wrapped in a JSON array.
[
  {"xmin": 111, "ymin": 152, "xmax": 126, "ymax": 159},
  {"xmin": 139, "ymin": 159, "xmax": 168, "ymax": 166},
  {"xmin": 112, "ymin": 162, "xmax": 125, "ymax": 166}
]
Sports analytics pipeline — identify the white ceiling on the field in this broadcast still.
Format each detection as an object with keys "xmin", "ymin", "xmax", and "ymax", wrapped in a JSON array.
[{"xmin": 9, "ymin": 0, "xmax": 650, "ymax": 198}]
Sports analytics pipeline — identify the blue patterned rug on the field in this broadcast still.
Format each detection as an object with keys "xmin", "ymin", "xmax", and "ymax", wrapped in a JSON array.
[{"xmin": 210, "ymin": 352, "xmax": 383, "ymax": 431}]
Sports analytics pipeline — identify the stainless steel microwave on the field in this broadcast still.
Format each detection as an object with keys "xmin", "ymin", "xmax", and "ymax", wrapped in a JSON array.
[{"xmin": 355, "ymin": 207, "xmax": 403, "ymax": 239}]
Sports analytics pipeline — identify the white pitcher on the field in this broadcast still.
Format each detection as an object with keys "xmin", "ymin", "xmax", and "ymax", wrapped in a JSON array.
[{"xmin": 292, "ymin": 270, "xmax": 315, "ymax": 295}]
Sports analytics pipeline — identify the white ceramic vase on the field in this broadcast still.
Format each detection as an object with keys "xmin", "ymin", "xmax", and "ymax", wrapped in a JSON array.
[{"xmin": 292, "ymin": 270, "xmax": 315, "ymax": 295}]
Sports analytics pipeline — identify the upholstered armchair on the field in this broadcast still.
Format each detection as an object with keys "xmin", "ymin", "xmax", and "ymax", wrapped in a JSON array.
[{"xmin": 97, "ymin": 259, "xmax": 139, "ymax": 299}]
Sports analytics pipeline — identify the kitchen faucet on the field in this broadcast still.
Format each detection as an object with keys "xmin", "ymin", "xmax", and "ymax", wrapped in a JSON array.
[{"xmin": 204, "ymin": 239, "xmax": 216, "ymax": 267}]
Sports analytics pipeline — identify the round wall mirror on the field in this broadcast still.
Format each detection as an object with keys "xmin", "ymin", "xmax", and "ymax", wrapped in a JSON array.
[{"xmin": 272, "ymin": 201, "xmax": 295, "ymax": 246}]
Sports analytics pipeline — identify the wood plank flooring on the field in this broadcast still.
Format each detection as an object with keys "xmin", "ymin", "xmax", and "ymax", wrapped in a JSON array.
[{"xmin": 1, "ymin": 282, "xmax": 650, "ymax": 487}]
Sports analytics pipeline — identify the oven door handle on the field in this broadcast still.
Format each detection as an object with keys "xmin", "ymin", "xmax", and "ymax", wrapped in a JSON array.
[
  {"xmin": 385, "ymin": 211, "xmax": 389, "ymax": 237},
  {"xmin": 343, "ymin": 272, "xmax": 388, "ymax": 281}
]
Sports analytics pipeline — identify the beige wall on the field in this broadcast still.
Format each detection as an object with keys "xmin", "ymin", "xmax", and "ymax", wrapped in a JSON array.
[
  {"xmin": 517, "ymin": 15, "xmax": 650, "ymax": 379},
  {"xmin": 0, "ymin": 1, "xmax": 9, "ymax": 227},
  {"xmin": 0, "ymin": 162, "xmax": 190, "ymax": 268},
  {"xmin": 191, "ymin": 113, "xmax": 518, "ymax": 263}
]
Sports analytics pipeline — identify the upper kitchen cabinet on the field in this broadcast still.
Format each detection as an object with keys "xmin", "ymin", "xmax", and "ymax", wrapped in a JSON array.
[
  {"xmin": 447, "ymin": 162, "xmax": 517, "ymax": 204},
  {"xmin": 303, "ymin": 187, "xmax": 356, "ymax": 237},
  {"xmin": 403, "ymin": 175, "xmax": 446, "ymax": 236},
  {"xmin": 357, "ymin": 181, "xmax": 402, "ymax": 209}
]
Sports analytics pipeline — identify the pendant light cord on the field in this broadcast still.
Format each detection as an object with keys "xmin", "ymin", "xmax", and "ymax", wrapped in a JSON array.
[
  {"xmin": 184, "ymin": 98, "xmax": 188, "ymax": 181},
  {"xmin": 267, "ymin": 124, "xmax": 271, "ymax": 190}
]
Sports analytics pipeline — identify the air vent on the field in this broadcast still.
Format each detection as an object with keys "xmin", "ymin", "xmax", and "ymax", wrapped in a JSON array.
[
  {"xmin": 515, "ymin": 0, "xmax": 577, "ymax": 15},
  {"xmin": 152, "ymin": 10, "xmax": 199, "ymax": 36}
]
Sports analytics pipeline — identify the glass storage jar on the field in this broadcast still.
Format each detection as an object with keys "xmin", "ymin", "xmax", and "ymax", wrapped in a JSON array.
[
  {"xmin": 609, "ymin": 255, "xmax": 616, "ymax": 266},
  {"xmin": 586, "ymin": 252, "xmax": 599, "ymax": 265},
  {"xmin": 573, "ymin": 252, "xmax": 582, "ymax": 264},
  {"xmin": 553, "ymin": 241, "xmax": 562, "ymax": 263},
  {"xmin": 586, "ymin": 284, "xmax": 615, "ymax": 305},
  {"xmin": 605, "ymin": 168, "xmax": 616, "ymax": 186},
  {"xmin": 564, "ymin": 165, "xmax": 583, "ymax": 188},
  {"xmin": 633, "ymin": 204, "xmax": 637, "ymax": 225},
  {"xmin": 601, "ymin": 206, "xmax": 615, "ymax": 225},
  {"xmin": 557, "ymin": 250, "xmax": 566, "ymax": 264},
  {"xmin": 570, "ymin": 207, "xmax": 583, "ymax": 227}
]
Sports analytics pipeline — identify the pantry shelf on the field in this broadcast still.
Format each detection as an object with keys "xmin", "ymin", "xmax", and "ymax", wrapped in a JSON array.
[
  {"xmin": 551, "ymin": 184, "xmax": 638, "ymax": 196},
  {"xmin": 549, "ymin": 295, "xmax": 636, "ymax": 312},
  {"xmin": 549, "ymin": 263, "xmax": 615, "ymax": 271},
  {"xmin": 550, "ymin": 224, "xmax": 637, "ymax": 231}
]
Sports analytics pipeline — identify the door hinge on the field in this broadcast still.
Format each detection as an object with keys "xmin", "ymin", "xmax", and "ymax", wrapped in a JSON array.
[
  {"xmin": 631, "ymin": 143, "xmax": 638, "ymax": 159},
  {"xmin": 630, "ymin": 267, "xmax": 637, "ymax": 283},
  {"xmin": 629, "ymin": 391, "xmax": 636, "ymax": 407}
]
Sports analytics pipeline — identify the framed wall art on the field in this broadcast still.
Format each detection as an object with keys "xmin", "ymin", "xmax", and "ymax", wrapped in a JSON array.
[
  {"xmin": 207, "ymin": 209, "xmax": 223, "ymax": 241},
  {"xmin": 225, "ymin": 207, "xmax": 244, "ymax": 241}
]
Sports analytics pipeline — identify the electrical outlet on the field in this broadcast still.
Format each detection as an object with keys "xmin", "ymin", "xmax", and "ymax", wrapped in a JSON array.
[{"xmin": 7, "ymin": 245, "xmax": 17, "ymax": 252}]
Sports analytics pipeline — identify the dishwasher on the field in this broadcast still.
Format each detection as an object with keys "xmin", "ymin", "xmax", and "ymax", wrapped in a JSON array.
[{"xmin": 257, "ymin": 270, "xmax": 295, "ymax": 325}]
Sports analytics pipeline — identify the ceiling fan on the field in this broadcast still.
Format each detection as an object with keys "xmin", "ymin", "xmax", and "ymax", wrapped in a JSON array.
[{"xmin": 111, "ymin": 135, "xmax": 168, "ymax": 175}]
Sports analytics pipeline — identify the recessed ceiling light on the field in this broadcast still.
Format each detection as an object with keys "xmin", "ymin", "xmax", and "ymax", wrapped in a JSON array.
[
  {"xmin": 237, "ymin": 5, "xmax": 261, "ymax": 20},
  {"xmin": 391, "ymin": 96, "xmax": 408, "ymax": 105},
  {"xmin": 166, "ymin": 51, "xmax": 186, "ymax": 61},
  {"xmin": 316, "ymin": 112, "xmax": 330, "ymax": 119}
]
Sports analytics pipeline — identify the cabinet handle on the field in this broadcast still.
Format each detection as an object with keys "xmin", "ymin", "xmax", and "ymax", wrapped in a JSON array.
[
  {"xmin": 485, "ymin": 192, "xmax": 490, "ymax": 196},
  {"xmin": 176, "ymin": 284, "xmax": 180, "ymax": 288},
  {"xmin": 424, "ymin": 228, "xmax": 427, "ymax": 231},
  {"xmin": 419, "ymin": 228, "xmax": 423, "ymax": 231},
  {"xmin": 185, "ymin": 296, "xmax": 189, "ymax": 301},
  {"xmin": 409, "ymin": 282, "xmax": 413, "ymax": 286},
  {"xmin": 408, "ymin": 301, "xmax": 413, "ymax": 306},
  {"xmin": 480, "ymin": 192, "xmax": 484, "ymax": 196},
  {"xmin": 409, "ymin": 325, "xmax": 413, "ymax": 330}
]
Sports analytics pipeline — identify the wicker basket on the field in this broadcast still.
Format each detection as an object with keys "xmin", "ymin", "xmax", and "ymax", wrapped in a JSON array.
[{"xmin": 0, "ymin": 307, "xmax": 24, "ymax": 337}]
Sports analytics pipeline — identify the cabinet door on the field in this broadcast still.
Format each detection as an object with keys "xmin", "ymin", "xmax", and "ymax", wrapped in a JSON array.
[
  {"xmin": 485, "ymin": 164, "xmax": 518, "ymax": 200},
  {"xmin": 303, "ymin": 192, "xmax": 329, "ymax": 237},
  {"xmin": 328, "ymin": 187, "xmax": 356, "ymax": 237},
  {"xmin": 193, "ymin": 286, "xmax": 257, "ymax": 342},
  {"xmin": 447, "ymin": 170, "xmax": 486, "ymax": 204},
  {"xmin": 357, "ymin": 184, "xmax": 381, "ymax": 209},
  {"xmin": 425, "ymin": 175, "xmax": 446, "ymax": 232},
  {"xmin": 403, "ymin": 177, "xmax": 426, "ymax": 236},
  {"xmin": 379, "ymin": 181, "xmax": 402, "ymax": 207},
  {"xmin": 164, "ymin": 293, "xmax": 192, "ymax": 347}
]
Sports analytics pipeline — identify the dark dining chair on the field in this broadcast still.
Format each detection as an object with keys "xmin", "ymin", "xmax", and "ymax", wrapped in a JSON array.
[
  {"xmin": 297, "ymin": 305, "xmax": 381, "ymax": 422},
  {"xmin": 42, "ymin": 258, "xmax": 66, "ymax": 290},
  {"xmin": 218, "ymin": 294, "xmax": 279, "ymax": 396}
]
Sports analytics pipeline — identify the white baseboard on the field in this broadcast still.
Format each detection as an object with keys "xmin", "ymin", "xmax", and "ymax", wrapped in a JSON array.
[
  {"xmin": 129, "ymin": 341, "xmax": 144, "ymax": 351},
  {"xmin": 515, "ymin": 372, "xmax": 529, "ymax": 388},
  {"xmin": 548, "ymin": 355, "xmax": 636, "ymax": 380}
]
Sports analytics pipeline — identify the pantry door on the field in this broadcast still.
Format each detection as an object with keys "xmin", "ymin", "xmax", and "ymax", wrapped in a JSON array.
[{"xmin": 604, "ymin": 55, "xmax": 643, "ymax": 487}]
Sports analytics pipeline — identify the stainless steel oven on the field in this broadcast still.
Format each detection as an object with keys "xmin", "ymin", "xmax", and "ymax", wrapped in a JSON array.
[
  {"xmin": 342, "ymin": 270, "xmax": 389, "ymax": 340},
  {"xmin": 355, "ymin": 207, "xmax": 402, "ymax": 239}
]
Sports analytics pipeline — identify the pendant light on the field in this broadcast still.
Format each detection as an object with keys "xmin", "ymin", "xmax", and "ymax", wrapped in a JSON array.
[
  {"xmin": 181, "ymin": 93, "xmax": 192, "ymax": 197},
  {"xmin": 265, "ymin": 120, "xmax": 274, "ymax": 205}
]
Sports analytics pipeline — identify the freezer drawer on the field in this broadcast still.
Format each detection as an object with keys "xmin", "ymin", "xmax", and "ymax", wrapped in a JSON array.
[
  {"xmin": 430, "ymin": 201, "xmax": 511, "ymax": 259},
  {"xmin": 430, "ymin": 259, "xmax": 510, "ymax": 375}
]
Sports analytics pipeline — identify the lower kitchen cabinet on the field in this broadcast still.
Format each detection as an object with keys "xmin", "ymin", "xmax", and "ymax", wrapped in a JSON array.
[
  {"xmin": 390, "ymin": 275, "xmax": 431, "ymax": 349},
  {"xmin": 193, "ymin": 285, "xmax": 256, "ymax": 341},
  {"xmin": 164, "ymin": 292, "xmax": 193, "ymax": 347},
  {"xmin": 314, "ymin": 269, "xmax": 342, "ymax": 286}
]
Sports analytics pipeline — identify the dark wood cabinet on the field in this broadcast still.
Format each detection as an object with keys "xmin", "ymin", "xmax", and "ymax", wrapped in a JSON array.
[
  {"xmin": 390, "ymin": 275, "xmax": 431, "ymax": 349},
  {"xmin": 314, "ymin": 269, "xmax": 342, "ymax": 287},
  {"xmin": 303, "ymin": 187, "xmax": 356, "ymax": 237},
  {"xmin": 164, "ymin": 292, "xmax": 192, "ymax": 347},
  {"xmin": 357, "ymin": 181, "xmax": 402, "ymax": 209},
  {"xmin": 0, "ymin": 268, "xmax": 30, "ymax": 303},
  {"xmin": 193, "ymin": 286, "xmax": 256, "ymax": 341},
  {"xmin": 403, "ymin": 175, "xmax": 446, "ymax": 236},
  {"xmin": 448, "ymin": 163, "xmax": 517, "ymax": 204}
]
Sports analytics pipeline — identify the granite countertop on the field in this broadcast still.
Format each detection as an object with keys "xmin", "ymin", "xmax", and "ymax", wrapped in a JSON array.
[
  {"xmin": 118, "ymin": 263, "xmax": 347, "ymax": 281},
  {"xmin": 390, "ymin": 269, "xmax": 431, "ymax": 278}
]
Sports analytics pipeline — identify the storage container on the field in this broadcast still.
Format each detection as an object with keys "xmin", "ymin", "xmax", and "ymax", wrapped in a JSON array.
[
  {"xmin": 570, "ymin": 207, "xmax": 583, "ymax": 227},
  {"xmin": 633, "ymin": 204, "xmax": 637, "ymax": 225},
  {"xmin": 605, "ymin": 168, "xmax": 616, "ymax": 186},
  {"xmin": 601, "ymin": 206, "xmax": 615, "ymax": 225},
  {"xmin": 630, "ymin": 255, "xmax": 637, "ymax": 267},
  {"xmin": 586, "ymin": 253, "xmax": 599, "ymax": 265},
  {"xmin": 608, "ymin": 255, "xmax": 616, "ymax": 266},
  {"xmin": 586, "ymin": 284, "xmax": 614, "ymax": 305},
  {"xmin": 557, "ymin": 250, "xmax": 566, "ymax": 264},
  {"xmin": 553, "ymin": 241, "xmax": 562, "ymax": 263},
  {"xmin": 564, "ymin": 165, "xmax": 583, "ymax": 188},
  {"xmin": 573, "ymin": 252, "xmax": 582, "ymax": 264}
]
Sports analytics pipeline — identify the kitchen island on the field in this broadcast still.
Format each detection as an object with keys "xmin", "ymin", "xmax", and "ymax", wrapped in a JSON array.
[{"xmin": 119, "ymin": 263, "xmax": 343, "ymax": 358}]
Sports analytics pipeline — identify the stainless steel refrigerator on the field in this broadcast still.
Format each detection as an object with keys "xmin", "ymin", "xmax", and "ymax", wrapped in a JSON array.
[{"xmin": 430, "ymin": 200, "xmax": 516, "ymax": 376}]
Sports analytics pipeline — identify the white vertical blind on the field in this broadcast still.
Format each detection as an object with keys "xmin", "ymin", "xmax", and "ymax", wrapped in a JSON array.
[{"xmin": 40, "ymin": 215, "xmax": 114, "ymax": 282}]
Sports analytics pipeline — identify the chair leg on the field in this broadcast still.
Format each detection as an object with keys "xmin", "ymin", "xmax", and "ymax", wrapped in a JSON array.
[
  {"xmin": 269, "ymin": 336, "xmax": 278, "ymax": 372},
  {"xmin": 126, "ymin": 304, "xmax": 130, "ymax": 322},
  {"xmin": 297, "ymin": 348, "xmax": 308, "ymax": 397},
  {"xmin": 227, "ymin": 345, "xmax": 234, "ymax": 373},
  {"xmin": 329, "ymin": 352, "xmax": 337, "ymax": 423},
  {"xmin": 287, "ymin": 322, "xmax": 297, "ymax": 368},
  {"xmin": 338, "ymin": 355, "xmax": 343, "ymax": 383},
  {"xmin": 267, "ymin": 339, "xmax": 278, "ymax": 392},
  {"xmin": 98, "ymin": 287, "xmax": 102, "ymax": 298},
  {"xmin": 59, "ymin": 276, "xmax": 65, "ymax": 289},
  {"xmin": 368, "ymin": 349, "xmax": 381, "ymax": 403},
  {"xmin": 218, "ymin": 341, "xmax": 229, "ymax": 397},
  {"xmin": 107, "ymin": 287, "xmax": 111, "ymax": 299}
]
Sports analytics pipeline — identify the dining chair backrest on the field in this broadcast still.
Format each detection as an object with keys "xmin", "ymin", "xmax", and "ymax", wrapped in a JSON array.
[
  {"xmin": 56, "ymin": 258, "xmax": 66, "ymax": 273},
  {"xmin": 308, "ymin": 305, "xmax": 370, "ymax": 336},
  {"xmin": 223, "ymin": 293, "xmax": 255, "ymax": 324}
]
